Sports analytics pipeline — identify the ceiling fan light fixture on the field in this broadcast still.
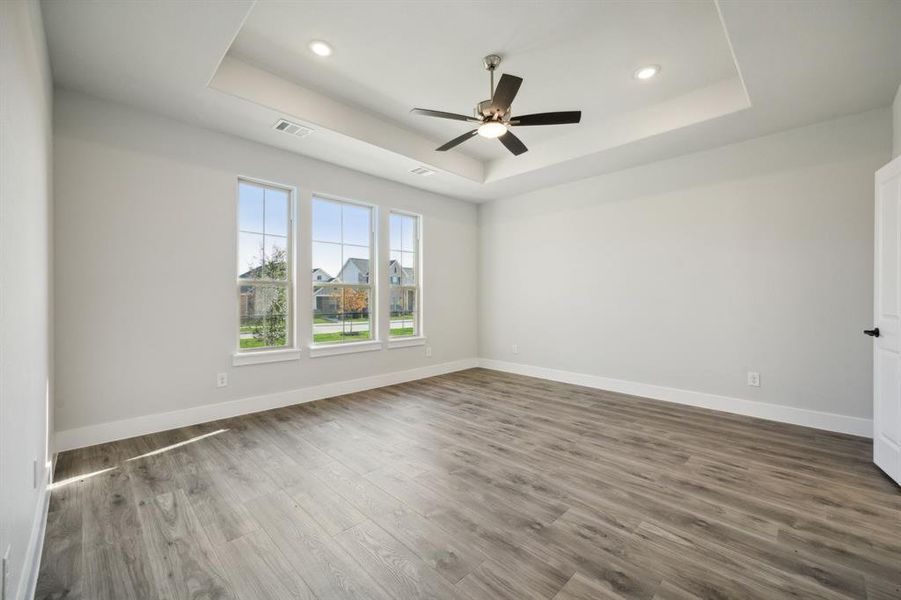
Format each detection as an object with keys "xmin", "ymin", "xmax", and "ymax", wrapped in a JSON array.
[
  {"xmin": 309, "ymin": 40, "xmax": 333, "ymax": 57},
  {"xmin": 477, "ymin": 121, "xmax": 507, "ymax": 138},
  {"xmin": 634, "ymin": 65, "xmax": 660, "ymax": 80}
]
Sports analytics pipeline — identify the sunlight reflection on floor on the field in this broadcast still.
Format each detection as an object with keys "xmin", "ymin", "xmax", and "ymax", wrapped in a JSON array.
[
  {"xmin": 48, "ymin": 467, "xmax": 117, "ymax": 490},
  {"xmin": 125, "ymin": 428, "xmax": 229, "ymax": 461},
  {"xmin": 49, "ymin": 428, "xmax": 230, "ymax": 489}
]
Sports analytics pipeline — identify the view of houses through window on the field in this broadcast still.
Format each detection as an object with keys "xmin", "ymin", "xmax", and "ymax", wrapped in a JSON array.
[
  {"xmin": 312, "ymin": 197, "xmax": 374, "ymax": 344},
  {"xmin": 238, "ymin": 184, "xmax": 421, "ymax": 351},
  {"xmin": 389, "ymin": 212, "xmax": 419, "ymax": 337},
  {"xmin": 237, "ymin": 180, "xmax": 292, "ymax": 350}
]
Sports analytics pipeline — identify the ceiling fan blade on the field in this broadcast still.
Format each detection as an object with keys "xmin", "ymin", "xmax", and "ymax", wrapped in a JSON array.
[
  {"xmin": 436, "ymin": 129, "xmax": 479, "ymax": 151},
  {"xmin": 411, "ymin": 108, "xmax": 482, "ymax": 124},
  {"xmin": 510, "ymin": 111, "xmax": 581, "ymax": 126},
  {"xmin": 489, "ymin": 74, "xmax": 523, "ymax": 115},
  {"xmin": 498, "ymin": 130, "xmax": 528, "ymax": 156}
]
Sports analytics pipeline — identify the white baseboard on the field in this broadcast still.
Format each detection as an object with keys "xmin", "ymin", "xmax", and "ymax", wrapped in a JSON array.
[
  {"xmin": 55, "ymin": 358, "xmax": 479, "ymax": 451},
  {"xmin": 53, "ymin": 355, "xmax": 872, "ymax": 451},
  {"xmin": 478, "ymin": 359, "xmax": 873, "ymax": 438},
  {"xmin": 18, "ymin": 468, "xmax": 51, "ymax": 600}
]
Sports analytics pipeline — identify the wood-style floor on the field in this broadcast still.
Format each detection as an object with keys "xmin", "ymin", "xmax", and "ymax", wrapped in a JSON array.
[{"xmin": 36, "ymin": 368, "xmax": 900, "ymax": 600}]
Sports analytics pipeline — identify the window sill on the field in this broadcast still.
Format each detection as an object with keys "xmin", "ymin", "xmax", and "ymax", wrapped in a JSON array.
[
  {"xmin": 308, "ymin": 340, "xmax": 383, "ymax": 358},
  {"xmin": 388, "ymin": 336, "xmax": 427, "ymax": 349},
  {"xmin": 232, "ymin": 348, "xmax": 301, "ymax": 366}
]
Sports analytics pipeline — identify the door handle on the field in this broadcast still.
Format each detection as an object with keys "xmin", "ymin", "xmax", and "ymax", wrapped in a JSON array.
[{"xmin": 864, "ymin": 327, "xmax": 880, "ymax": 337}]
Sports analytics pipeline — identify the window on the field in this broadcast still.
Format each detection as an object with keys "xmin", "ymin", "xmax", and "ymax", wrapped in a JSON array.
[
  {"xmin": 312, "ymin": 197, "xmax": 374, "ymax": 344},
  {"xmin": 237, "ymin": 180, "xmax": 293, "ymax": 351},
  {"xmin": 389, "ymin": 212, "xmax": 420, "ymax": 338}
]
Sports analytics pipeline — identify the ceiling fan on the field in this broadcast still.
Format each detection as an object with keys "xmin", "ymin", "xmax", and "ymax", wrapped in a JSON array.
[{"xmin": 410, "ymin": 55, "xmax": 581, "ymax": 156}]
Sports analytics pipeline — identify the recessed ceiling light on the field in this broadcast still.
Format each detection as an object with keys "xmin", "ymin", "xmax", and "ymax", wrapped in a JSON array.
[
  {"xmin": 309, "ymin": 40, "xmax": 333, "ymax": 57},
  {"xmin": 634, "ymin": 65, "xmax": 660, "ymax": 80},
  {"xmin": 477, "ymin": 121, "xmax": 507, "ymax": 138}
]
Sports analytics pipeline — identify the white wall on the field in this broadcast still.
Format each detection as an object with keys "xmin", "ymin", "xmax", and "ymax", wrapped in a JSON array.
[
  {"xmin": 53, "ymin": 89, "xmax": 478, "ymax": 441},
  {"xmin": 0, "ymin": 1, "xmax": 53, "ymax": 598},
  {"xmin": 894, "ymin": 83, "xmax": 900, "ymax": 158},
  {"xmin": 479, "ymin": 109, "xmax": 891, "ymax": 425}
]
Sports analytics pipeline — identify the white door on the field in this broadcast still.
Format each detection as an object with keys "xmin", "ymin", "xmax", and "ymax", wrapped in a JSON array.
[{"xmin": 873, "ymin": 156, "xmax": 901, "ymax": 485}]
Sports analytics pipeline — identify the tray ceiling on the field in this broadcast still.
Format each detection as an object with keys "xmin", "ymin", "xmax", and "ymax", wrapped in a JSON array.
[{"xmin": 41, "ymin": 0, "xmax": 901, "ymax": 202}]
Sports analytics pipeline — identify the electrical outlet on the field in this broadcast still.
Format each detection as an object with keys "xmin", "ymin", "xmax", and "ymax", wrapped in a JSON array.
[
  {"xmin": 2, "ymin": 545, "xmax": 10, "ymax": 600},
  {"xmin": 216, "ymin": 373, "xmax": 228, "ymax": 388},
  {"xmin": 512, "ymin": 344, "xmax": 519, "ymax": 355},
  {"xmin": 425, "ymin": 346, "xmax": 432, "ymax": 358},
  {"xmin": 747, "ymin": 371, "xmax": 760, "ymax": 387}
]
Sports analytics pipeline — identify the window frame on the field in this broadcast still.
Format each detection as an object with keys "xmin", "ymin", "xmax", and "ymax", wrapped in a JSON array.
[
  {"xmin": 388, "ymin": 210, "xmax": 422, "ymax": 340},
  {"xmin": 310, "ymin": 194, "xmax": 378, "ymax": 349},
  {"xmin": 235, "ymin": 177, "xmax": 296, "ymax": 356}
]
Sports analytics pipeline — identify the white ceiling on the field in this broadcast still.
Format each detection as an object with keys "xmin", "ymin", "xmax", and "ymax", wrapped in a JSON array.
[
  {"xmin": 229, "ymin": 1, "xmax": 738, "ymax": 162},
  {"xmin": 41, "ymin": 0, "xmax": 901, "ymax": 202}
]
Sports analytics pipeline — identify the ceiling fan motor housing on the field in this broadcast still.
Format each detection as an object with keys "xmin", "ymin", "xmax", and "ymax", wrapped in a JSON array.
[{"xmin": 475, "ymin": 99, "xmax": 510, "ymax": 120}]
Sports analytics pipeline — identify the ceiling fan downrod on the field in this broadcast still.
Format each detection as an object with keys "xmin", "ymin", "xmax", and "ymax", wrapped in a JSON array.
[{"xmin": 483, "ymin": 54, "xmax": 502, "ymax": 100}]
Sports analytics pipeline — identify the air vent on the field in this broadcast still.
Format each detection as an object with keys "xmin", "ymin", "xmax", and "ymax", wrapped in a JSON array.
[
  {"xmin": 409, "ymin": 166, "xmax": 436, "ymax": 177},
  {"xmin": 273, "ymin": 118, "xmax": 313, "ymax": 138}
]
